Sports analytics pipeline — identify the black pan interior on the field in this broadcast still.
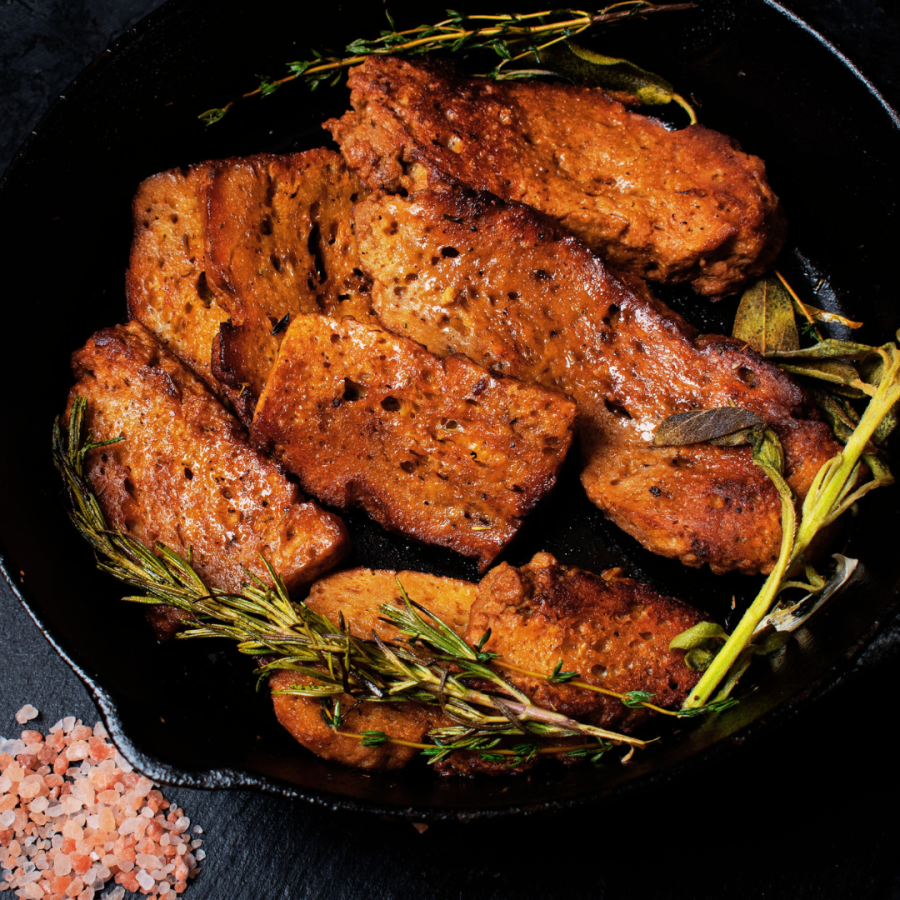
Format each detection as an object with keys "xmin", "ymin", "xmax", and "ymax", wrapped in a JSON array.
[{"xmin": 0, "ymin": 0, "xmax": 898, "ymax": 818}]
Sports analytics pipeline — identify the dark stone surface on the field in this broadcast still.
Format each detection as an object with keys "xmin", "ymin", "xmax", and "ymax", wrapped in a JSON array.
[{"xmin": 2, "ymin": 1, "xmax": 900, "ymax": 897}]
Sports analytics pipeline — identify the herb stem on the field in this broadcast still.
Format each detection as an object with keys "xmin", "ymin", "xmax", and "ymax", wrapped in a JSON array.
[
  {"xmin": 332, "ymin": 729, "xmax": 602, "ymax": 756},
  {"xmin": 683, "ymin": 433, "xmax": 798, "ymax": 707},
  {"xmin": 775, "ymin": 268, "xmax": 823, "ymax": 342},
  {"xmin": 56, "ymin": 397, "xmax": 649, "ymax": 760}
]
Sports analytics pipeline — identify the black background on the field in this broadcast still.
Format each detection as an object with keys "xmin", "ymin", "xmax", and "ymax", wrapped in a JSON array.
[{"xmin": 2, "ymin": 1, "xmax": 900, "ymax": 897}]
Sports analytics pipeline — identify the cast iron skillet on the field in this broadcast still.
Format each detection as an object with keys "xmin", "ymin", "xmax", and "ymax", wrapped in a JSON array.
[{"xmin": 1, "ymin": 0, "xmax": 898, "ymax": 820}]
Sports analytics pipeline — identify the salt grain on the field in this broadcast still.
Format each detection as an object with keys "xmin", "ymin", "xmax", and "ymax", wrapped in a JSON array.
[
  {"xmin": 14, "ymin": 705, "xmax": 38, "ymax": 725},
  {"xmin": 66, "ymin": 741, "xmax": 90, "ymax": 761}
]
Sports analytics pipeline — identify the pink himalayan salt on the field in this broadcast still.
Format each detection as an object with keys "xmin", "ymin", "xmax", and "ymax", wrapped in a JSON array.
[
  {"xmin": 14, "ymin": 705, "xmax": 38, "ymax": 725},
  {"xmin": 65, "ymin": 742, "xmax": 90, "ymax": 762},
  {"xmin": 0, "ymin": 713, "xmax": 203, "ymax": 899}
]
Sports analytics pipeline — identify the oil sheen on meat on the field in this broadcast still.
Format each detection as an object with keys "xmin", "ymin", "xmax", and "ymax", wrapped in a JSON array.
[
  {"xmin": 354, "ymin": 187, "xmax": 840, "ymax": 575},
  {"xmin": 326, "ymin": 57, "xmax": 785, "ymax": 297}
]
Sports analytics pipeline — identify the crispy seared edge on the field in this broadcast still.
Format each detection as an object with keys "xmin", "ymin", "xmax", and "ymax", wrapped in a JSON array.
[
  {"xmin": 202, "ymin": 149, "xmax": 373, "ymax": 415},
  {"xmin": 125, "ymin": 164, "xmax": 253, "ymax": 419}
]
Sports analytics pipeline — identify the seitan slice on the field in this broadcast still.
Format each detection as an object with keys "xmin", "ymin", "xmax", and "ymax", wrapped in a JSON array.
[
  {"xmin": 251, "ymin": 313, "xmax": 576, "ymax": 568},
  {"xmin": 354, "ymin": 186, "xmax": 840, "ymax": 575},
  {"xmin": 274, "ymin": 557, "xmax": 706, "ymax": 772},
  {"xmin": 203, "ymin": 150, "xmax": 372, "ymax": 408},
  {"xmin": 326, "ymin": 56, "xmax": 784, "ymax": 297},
  {"xmin": 125, "ymin": 165, "xmax": 245, "ymax": 410},
  {"xmin": 270, "ymin": 568, "xmax": 475, "ymax": 772},
  {"xmin": 68, "ymin": 322, "xmax": 350, "ymax": 630},
  {"xmin": 466, "ymin": 553, "xmax": 703, "ymax": 732}
]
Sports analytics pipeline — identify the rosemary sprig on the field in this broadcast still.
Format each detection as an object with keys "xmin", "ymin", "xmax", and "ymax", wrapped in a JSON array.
[
  {"xmin": 54, "ymin": 398, "xmax": 649, "ymax": 760},
  {"xmin": 682, "ymin": 338, "xmax": 900, "ymax": 708},
  {"xmin": 199, "ymin": 2, "xmax": 695, "ymax": 125}
]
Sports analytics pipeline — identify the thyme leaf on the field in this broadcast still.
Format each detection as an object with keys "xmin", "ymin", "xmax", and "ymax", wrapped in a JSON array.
[{"xmin": 548, "ymin": 659, "xmax": 579, "ymax": 684}]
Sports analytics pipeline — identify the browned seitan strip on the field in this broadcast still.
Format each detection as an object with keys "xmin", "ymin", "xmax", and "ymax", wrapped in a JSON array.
[
  {"xmin": 125, "ymin": 165, "xmax": 247, "ymax": 411},
  {"xmin": 251, "ymin": 313, "xmax": 576, "ymax": 568},
  {"xmin": 326, "ymin": 56, "xmax": 784, "ymax": 297},
  {"xmin": 270, "ymin": 569, "xmax": 476, "ymax": 772},
  {"xmin": 466, "ymin": 553, "xmax": 703, "ymax": 732},
  {"xmin": 68, "ymin": 321, "xmax": 350, "ymax": 640},
  {"xmin": 203, "ymin": 150, "xmax": 373, "ymax": 410}
]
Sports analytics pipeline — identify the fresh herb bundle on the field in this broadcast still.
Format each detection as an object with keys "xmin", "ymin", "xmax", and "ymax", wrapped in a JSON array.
[
  {"xmin": 200, "ymin": 2, "xmax": 696, "ymax": 126},
  {"xmin": 59, "ymin": 397, "xmax": 730, "ymax": 767},
  {"xmin": 657, "ymin": 274, "xmax": 900, "ymax": 708}
]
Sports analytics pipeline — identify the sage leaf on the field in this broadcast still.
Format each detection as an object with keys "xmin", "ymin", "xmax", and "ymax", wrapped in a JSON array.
[
  {"xmin": 778, "ymin": 360, "xmax": 871, "ymax": 398},
  {"xmin": 863, "ymin": 453, "xmax": 893, "ymax": 484},
  {"xmin": 684, "ymin": 647, "xmax": 717, "ymax": 672},
  {"xmin": 733, "ymin": 276, "xmax": 799, "ymax": 354},
  {"xmin": 708, "ymin": 428, "xmax": 757, "ymax": 447},
  {"xmin": 712, "ymin": 646, "xmax": 756, "ymax": 701},
  {"xmin": 873, "ymin": 405, "xmax": 899, "ymax": 444},
  {"xmin": 802, "ymin": 304, "xmax": 863, "ymax": 330},
  {"xmin": 810, "ymin": 389, "xmax": 858, "ymax": 444},
  {"xmin": 753, "ymin": 555, "xmax": 858, "ymax": 635},
  {"xmin": 653, "ymin": 408, "xmax": 765, "ymax": 447},
  {"xmin": 669, "ymin": 621, "xmax": 729, "ymax": 652},
  {"xmin": 767, "ymin": 339, "xmax": 877, "ymax": 361},
  {"xmin": 750, "ymin": 427, "xmax": 787, "ymax": 484},
  {"xmin": 535, "ymin": 41, "xmax": 696, "ymax": 122},
  {"xmin": 752, "ymin": 630, "xmax": 791, "ymax": 655}
]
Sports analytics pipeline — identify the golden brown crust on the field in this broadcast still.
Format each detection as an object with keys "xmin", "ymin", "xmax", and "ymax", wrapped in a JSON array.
[
  {"xmin": 68, "ymin": 322, "xmax": 350, "ymax": 611},
  {"xmin": 203, "ymin": 150, "xmax": 373, "ymax": 409},
  {"xmin": 125, "ymin": 165, "xmax": 241, "ymax": 409},
  {"xmin": 251, "ymin": 314, "xmax": 576, "ymax": 568},
  {"xmin": 270, "ymin": 568, "xmax": 476, "ymax": 772},
  {"xmin": 465, "ymin": 553, "xmax": 702, "ymax": 731},
  {"xmin": 326, "ymin": 57, "xmax": 785, "ymax": 297},
  {"xmin": 354, "ymin": 187, "xmax": 839, "ymax": 574}
]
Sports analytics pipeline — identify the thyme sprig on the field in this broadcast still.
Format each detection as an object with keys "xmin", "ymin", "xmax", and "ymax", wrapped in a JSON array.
[
  {"xmin": 199, "ymin": 2, "xmax": 695, "ymax": 125},
  {"xmin": 54, "ymin": 398, "xmax": 651, "ymax": 762}
]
